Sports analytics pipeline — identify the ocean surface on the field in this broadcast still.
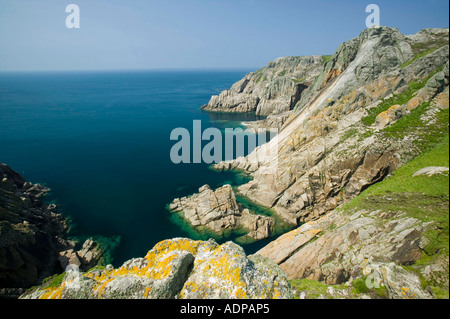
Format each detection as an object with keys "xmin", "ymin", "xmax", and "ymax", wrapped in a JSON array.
[{"xmin": 0, "ymin": 70, "xmax": 290, "ymax": 266}]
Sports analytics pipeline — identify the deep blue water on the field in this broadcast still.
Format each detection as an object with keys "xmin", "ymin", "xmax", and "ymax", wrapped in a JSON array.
[{"xmin": 0, "ymin": 70, "xmax": 282, "ymax": 266}]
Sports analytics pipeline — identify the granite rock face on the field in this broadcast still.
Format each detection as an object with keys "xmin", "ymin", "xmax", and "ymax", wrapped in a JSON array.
[
  {"xmin": 257, "ymin": 209, "xmax": 436, "ymax": 299},
  {"xmin": 21, "ymin": 238, "xmax": 293, "ymax": 299},
  {"xmin": 58, "ymin": 238, "xmax": 106, "ymax": 271},
  {"xmin": 0, "ymin": 164, "xmax": 70, "ymax": 289},
  {"xmin": 375, "ymin": 61, "xmax": 449, "ymax": 129},
  {"xmin": 211, "ymin": 27, "xmax": 449, "ymax": 225},
  {"xmin": 201, "ymin": 56, "xmax": 324, "ymax": 116},
  {"xmin": 169, "ymin": 185, "xmax": 273, "ymax": 241},
  {"xmin": 0, "ymin": 164, "xmax": 108, "ymax": 294}
]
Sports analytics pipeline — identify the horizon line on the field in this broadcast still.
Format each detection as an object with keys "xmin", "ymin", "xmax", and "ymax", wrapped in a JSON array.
[{"xmin": 0, "ymin": 67, "xmax": 262, "ymax": 74}]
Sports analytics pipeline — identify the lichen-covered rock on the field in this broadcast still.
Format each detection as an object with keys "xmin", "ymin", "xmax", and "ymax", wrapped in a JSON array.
[
  {"xmin": 257, "ymin": 209, "xmax": 438, "ymax": 299},
  {"xmin": 20, "ymin": 238, "xmax": 293, "ymax": 299},
  {"xmin": 371, "ymin": 262, "xmax": 433, "ymax": 299},
  {"xmin": 180, "ymin": 240, "xmax": 292, "ymax": 299},
  {"xmin": 375, "ymin": 104, "xmax": 403, "ymax": 128}
]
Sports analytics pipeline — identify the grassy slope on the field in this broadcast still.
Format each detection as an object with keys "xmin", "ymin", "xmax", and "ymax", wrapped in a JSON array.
[
  {"xmin": 291, "ymin": 58, "xmax": 449, "ymax": 297},
  {"xmin": 341, "ymin": 100, "xmax": 449, "ymax": 296}
]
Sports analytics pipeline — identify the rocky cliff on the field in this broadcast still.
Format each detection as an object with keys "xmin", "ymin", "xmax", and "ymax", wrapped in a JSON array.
[
  {"xmin": 175, "ymin": 27, "xmax": 448, "ymax": 238},
  {"xmin": 0, "ymin": 164, "xmax": 70, "ymax": 292},
  {"xmin": 193, "ymin": 26, "xmax": 449, "ymax": 299},
  {"xmin": 201, "ymin": 56, "xmax": 324, "ymax": 116},
  {"xmin": 21, "ymin": 238, "xmax": 292, "ymax": 299},
  {"xmin": 211, "ymin": 27, "xmax": 449, "ymax": 225},
  {"xmin": 258, "ymin": 209, "xmax": 437, "ymax": 299},
  {"xmin": 6, "ymin": 26, "xmax": 449, "ymax": 300},
  {"xmin": 0, "ymin": 164, "xmax": 108, "ymax": 297}
]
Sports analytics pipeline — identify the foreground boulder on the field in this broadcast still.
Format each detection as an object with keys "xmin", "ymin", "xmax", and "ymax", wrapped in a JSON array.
[{"xmin": 21, "ymin": 238, "xmax": 293, "ymax": 299}]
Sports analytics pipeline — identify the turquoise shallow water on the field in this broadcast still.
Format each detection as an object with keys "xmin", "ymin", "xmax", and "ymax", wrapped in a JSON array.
[{"xmin": 0, "ymin": 70, "xmax": 288, "ymax": 266}]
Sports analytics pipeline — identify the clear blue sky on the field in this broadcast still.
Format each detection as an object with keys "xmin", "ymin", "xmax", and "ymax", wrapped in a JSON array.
[{"xmin": 0, "ymin": 0, "xmax": 448, "ymax": 71}]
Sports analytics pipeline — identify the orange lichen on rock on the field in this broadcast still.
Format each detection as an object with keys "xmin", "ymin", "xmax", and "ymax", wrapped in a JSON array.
[
  {"xmin": 375, "ymin": 104, "xmax": 403, "ymax": 128},
  {"xmin": 406, "ymin": 95, "xmax": 423, "ymax": 111},
  {"xmin": 39, "ymin": 286, "xmax": 64, "ymax": 299}
]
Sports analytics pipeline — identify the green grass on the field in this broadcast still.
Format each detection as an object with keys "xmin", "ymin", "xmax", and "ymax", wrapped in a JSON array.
[
  {"xmin": 290, "ymin": 279, "xmax": 347, "ymax": 299},
  {"xmin": 42, "ymin": 273, "xmax": 66, "ymax": 288},
  {"xmin": 384, "ymin": 102, "xmax": 449, "ymax": 152},
  {"xmin": 322, "ymin": 55, "xmax": 333, "ymax": 64},
  {"xmin": 341, "ymin": 134, "xmax": 449, "ymax": 288},
  {"xmin": 291, "ymin": 277, "xmax": 388, "ymax": 299},
  {"xmin": 351, "ymin": 277, "xmax": 370, "ymax": 294},
  {"xmin": 253, "ymin": 67, "xmax": 266, "ymax": 83},
  {"xmin": 400, "ymin": 47, "xmax": 442, "ymax": 68},
  {"xmin": 430, "ymin": 286, "xmax": 450, "ymax": 299},
  {"xmin": 361, "ymin": 65, "xmax": 444, "ymax": 126},
  {"xmin": 351, "ymin": 277, "xmax": 389, "ymax": 298},
  {"xmin": 255, "ymin": 73, "xmax": 263, "ymax": 83},
  {"xmin": 292, "ymin": 76, "xmax": 307, "ymax": 84},
  {"xmin": 278, "ymin": 70, "xmax": 287, "ymax": 77},
  {"xmin": 340, "ymin": 128, "xmax": 359, "ymax": 143},
  {"xmin": 342, "ymin": 134, "xmax": 449, "ymax": 210}
]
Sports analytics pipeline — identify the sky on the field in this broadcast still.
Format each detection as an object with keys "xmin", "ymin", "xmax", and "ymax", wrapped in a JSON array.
[{"xmin": 0, "ymin": 0, "xmax": 448, "ymax": 71}]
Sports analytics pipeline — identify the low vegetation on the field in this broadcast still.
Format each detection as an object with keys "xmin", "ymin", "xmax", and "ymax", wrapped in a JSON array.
[
  {"xmin": 362, "ymin": 65, "xmax": 444, "ymax": 126},
  {"xmin": 401, "ymin": 35, "xmax": 449, "ymax": 68},
  {"xmin": 341, "ymin": 132, "xmax": 449, "ymax": 297},
  {"xmin": 322, "ymin": 55, "xmax": 333, "ymax": 64},
  {"xmin": 291, "ymin": 76, "xmax": 307, "ymax": 84}
]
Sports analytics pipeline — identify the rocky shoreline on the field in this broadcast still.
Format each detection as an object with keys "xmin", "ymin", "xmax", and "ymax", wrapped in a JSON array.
[
  {"xmin": 163, "ymin": 26, "xmax": 449, "ymax": 299},
  {"xmin": 0, "ymin": 164, "xmax": 111, "ymax": 298},
  {"xmin": 2, "ymin": 26, "xmax": 449, "ymax": 299},
  {"xmin": 203, "ymin": 27, "xmax": 449, "ymax": 226},
  {"xmin": 169, "ymin": 184, "xmax": 274, "ymax": 241},
  {"xmin": 201, "ymin": 56, "xmax": 324, "ymax": 116}
]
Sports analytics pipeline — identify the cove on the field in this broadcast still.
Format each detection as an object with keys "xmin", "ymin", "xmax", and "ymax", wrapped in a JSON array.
[{"xmin": 0, "ymin": 70, "xmax": 282, "ymax": 266}]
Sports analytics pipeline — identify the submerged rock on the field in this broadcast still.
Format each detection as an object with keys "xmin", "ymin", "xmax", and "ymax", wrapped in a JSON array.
[{"xmin": 21, "ymin": 238, "xmax": 293, "ymax": 299}]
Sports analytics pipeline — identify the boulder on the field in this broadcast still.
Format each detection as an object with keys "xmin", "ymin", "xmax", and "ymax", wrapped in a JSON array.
[
  {"xmin": 258, "ymin": 209, "xmax": 431, "ymax": 290},
  {"xmin": 375, "ymin": 104, "xmax": 404, "ymax": 129},
  {"xmin": 58, "ymin": 238, "xmax": 105, "ymax": 271},
  {"xmin": 21, "ymin": 238, "xmax": 293, "ymax": 299},
  {"xmin": 412, "ymin": 166, "xmax": 449, "ymax": 177}
]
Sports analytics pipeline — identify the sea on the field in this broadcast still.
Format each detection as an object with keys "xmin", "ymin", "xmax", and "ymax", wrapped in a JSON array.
[{"xmin": 0, "ymin": 70, "xmax": 292, "ymax": 266}]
